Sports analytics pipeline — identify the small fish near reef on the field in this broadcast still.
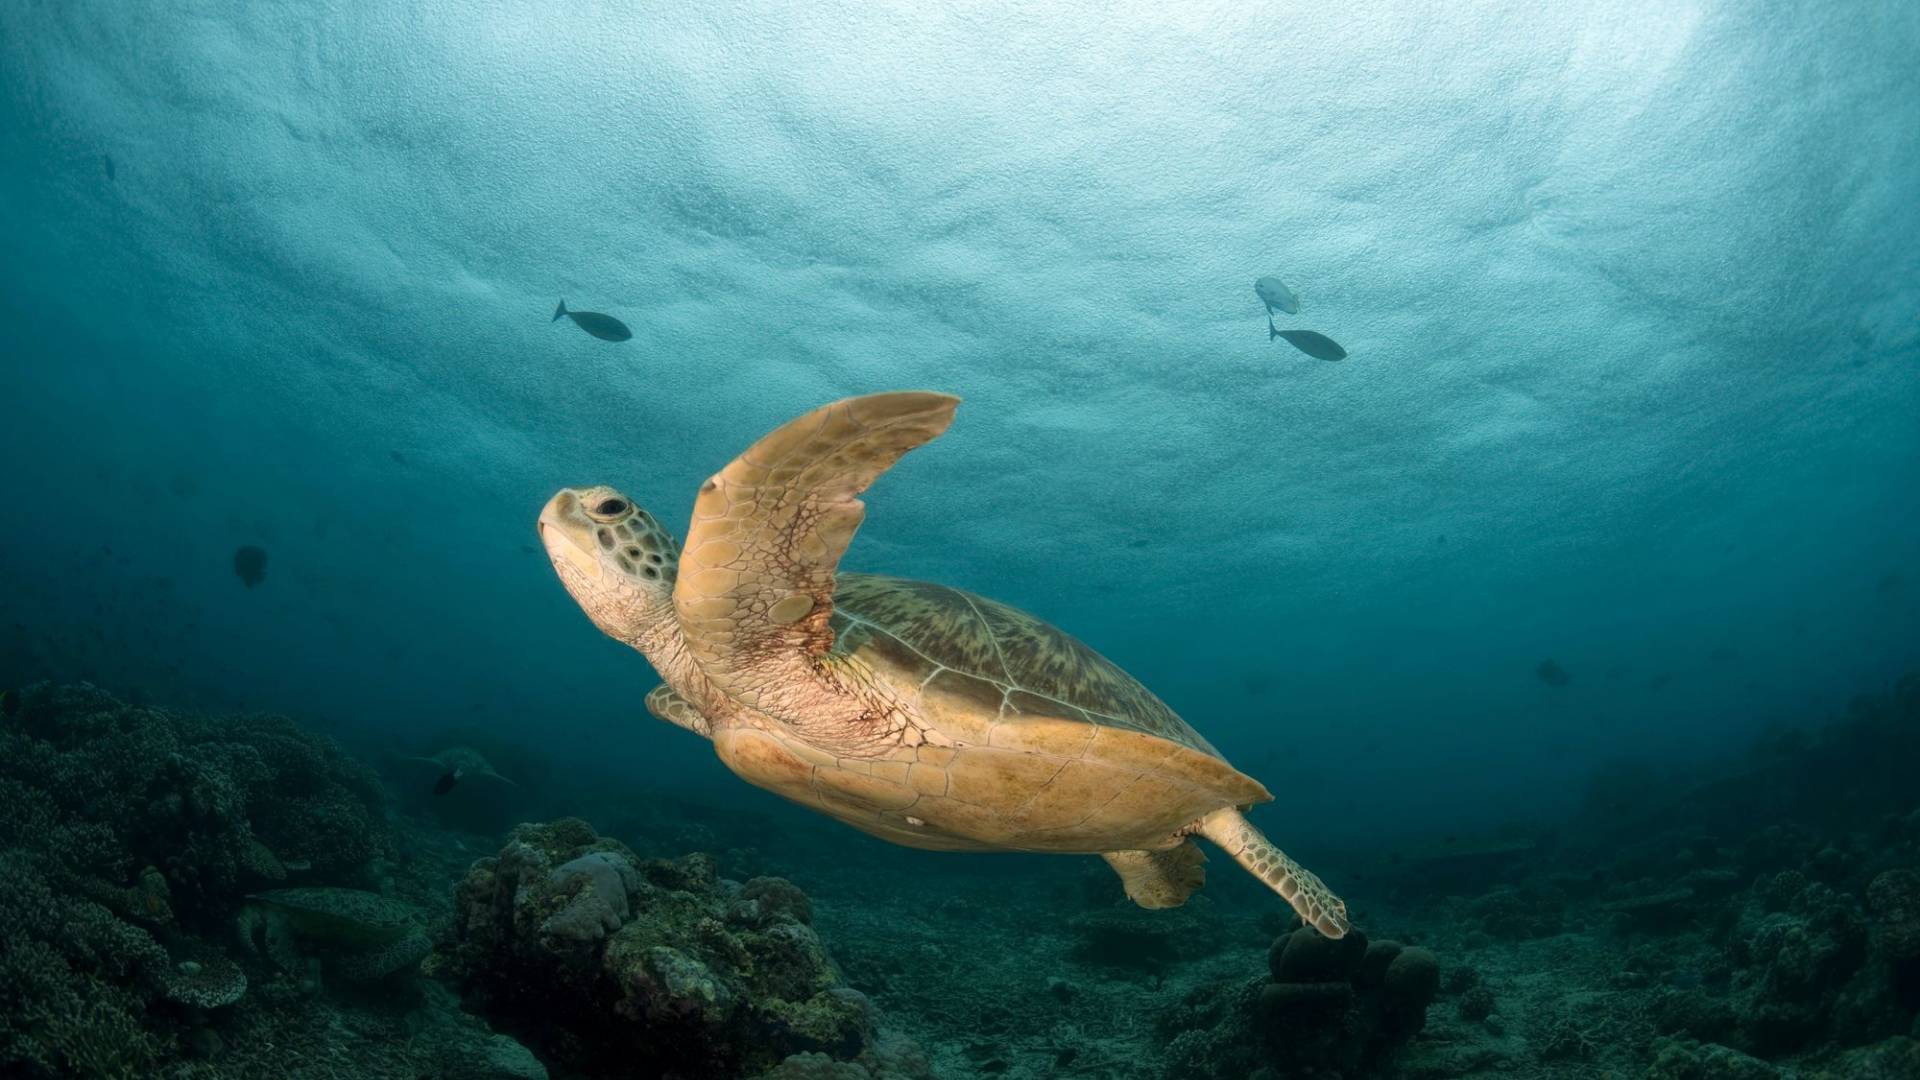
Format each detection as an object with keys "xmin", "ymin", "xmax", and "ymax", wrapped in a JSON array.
[
  {"xmin": 552, "ymin": 300, "xmax": 631, "ymax": 342},
  {"xmin": 232, "ymin": 545, "xmax": 268, "ymax": 588},
  {"xmin": 1275, "ymin": 329, "xmax": 1348, "ymax": 361}
]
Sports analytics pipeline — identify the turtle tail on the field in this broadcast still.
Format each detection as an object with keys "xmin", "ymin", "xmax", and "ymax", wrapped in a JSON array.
[{"xmin": 1196, "ymin": 807, "xmax": 1350, "ymax": 938}]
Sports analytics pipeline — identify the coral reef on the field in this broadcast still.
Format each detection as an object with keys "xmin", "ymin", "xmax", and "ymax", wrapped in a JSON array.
[
  {"xmin": 1153, "ymin": 926, "xmax": 1444, "ymax": 1078},
  {"xmin": 0, "ymin": 682, "xmax": 396, "ymax": 1077},
  {"xmin": 0, "ymin": 682, "xmax": 544, "ymax": 1080},
  {"xmin": 440, "ymin": 817, "xmax": 927, "ymax": 1079},
  {"xmin": 2, "ymin": 665, "xmax": 1915, "ymax": 1079}
]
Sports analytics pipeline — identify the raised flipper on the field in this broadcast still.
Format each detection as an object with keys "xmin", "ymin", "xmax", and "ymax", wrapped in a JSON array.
[
  {"xmin": 675, "ymin": 392, "xmax": 960, "ymax": 742},
  {"xmin": 1196, "ymin": 807, "xmax": 1349, "ymax": 938},
  {"xmin": 1103, "ymin": 841, "xmax": 1207, "ymax": 909},
  {"xmin": 646, "ymin": 685, "xmax": 712, "ymax": 739}
]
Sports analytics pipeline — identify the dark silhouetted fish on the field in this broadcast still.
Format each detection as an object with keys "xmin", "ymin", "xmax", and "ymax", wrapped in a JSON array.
[
  {"xmin": 433, "ymin": 767, "xmax": 463, "ymax": 796},
  {"xmin": 1536, "ymin": 659, "xmax": 1571, "ymax": 687},
  {"xmin": 389, "ymin": 449, "xmax": 408, "ymax": 466},
  {"xmin": 1276, "ymin": 329, "xmax": 1347, "ymax": 361},
  {"xmin": 103, "ymin": 155, "xmax": 115, "ymax": 181},
  {"xmin": 233, "ymin": 545, "xmax": 267, "ymax": 588},
  {"xmin": 553, "ymin": 299, "xmax": 632, "ymax": 342}
]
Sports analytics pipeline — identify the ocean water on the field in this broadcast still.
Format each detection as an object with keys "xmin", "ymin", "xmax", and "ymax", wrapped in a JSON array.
[{"xmin": 2, "ymin": 4, "xmax": 1917, "ymax": 1079}]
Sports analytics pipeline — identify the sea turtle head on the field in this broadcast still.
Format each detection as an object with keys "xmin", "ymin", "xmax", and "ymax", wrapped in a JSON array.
[{"xmin": 538, "ymin": 486, "xmax": 681, "ymax": 649}]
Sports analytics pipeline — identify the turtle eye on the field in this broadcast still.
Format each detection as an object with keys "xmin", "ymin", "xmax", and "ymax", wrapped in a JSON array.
[{"xmin": 593, "ymin": 497, "xmax": 628, "ymax": 517}]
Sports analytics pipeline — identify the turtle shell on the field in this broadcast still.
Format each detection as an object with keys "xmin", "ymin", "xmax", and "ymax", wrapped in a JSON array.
[{"xmin": 828, "ymin": 574, "xmax": 1270, "ymax": 828}]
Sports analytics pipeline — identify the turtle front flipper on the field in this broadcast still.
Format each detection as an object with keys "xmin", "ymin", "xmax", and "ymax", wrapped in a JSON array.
[
  {"xmin": 676, "ymin": 392, "xmax": 959, "ymax": 741},
  {"xmin": 646, "ymin": 685, "xmax": 713, "ymax": 739},
  {"xmin": 1102, "ymin": 841, "xmax": 1208, "ymax": 909},
  {"xmin": 1197, "ymin": 807, "xmax": 1350, "ymax": 938}
]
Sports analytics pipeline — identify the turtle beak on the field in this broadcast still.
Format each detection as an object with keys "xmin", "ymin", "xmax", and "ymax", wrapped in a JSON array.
[{"xmin": 538, "ymin": 490, "xmax": 603, "ymax": 584}]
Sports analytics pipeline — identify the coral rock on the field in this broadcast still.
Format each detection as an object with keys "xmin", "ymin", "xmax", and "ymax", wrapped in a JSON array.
[
  {"xmin": 1867, "ymin": 868, "xmax": 1920, "ymax": 962},
  {"xmin": 1270, "ymin": 926, "xmax": 1368, "ymax": 983},
  {"xmin": 1382, "ymin": 946, "xmax": 1440, "ymax": 1036},
  {"xmin": 543, "ymin": 852, "xmax": 638, "ymax": 942},
  {"xmin": 1355, "ymin": 939, "xmax": 1403, "ymax": 989},
  {"xmin": 158, "ymin": 943, "xmax": 247, "ymax": 1009},
  {"xmin": 1259, "ymin": 980, "xmax": 1353, "ymax": 1024},
  {"xmin": 1646, "ymin": 1037, "xmax": 1786, "ymax": 1079},
  {"xmin": 442, "ymin": 819, "xmax": 888, "ymax": 1078},
  {"xmin": 1457, "ymin": 984, "xmax": 1496, "ymax": 1023}
]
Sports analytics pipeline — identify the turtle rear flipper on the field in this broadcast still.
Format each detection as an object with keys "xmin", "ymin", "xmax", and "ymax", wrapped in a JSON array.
[
  {"xmin": 1103, "ymin": 841, "xmax": 1207, "ymax": 909},
  {"xmin": 1197, "ymin": 807, "xmax": 1349, "ymax": 938},
  {"xmin": 234, "ymin": 907, "xmax": 302, "ymax": 972},
  {"xmin": 674, "ymin": 392, "xmax": 959, "ymax": 742}
]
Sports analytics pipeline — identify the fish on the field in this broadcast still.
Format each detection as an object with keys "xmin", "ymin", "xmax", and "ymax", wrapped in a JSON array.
[
  {"xmin": 552, "ymin": 299, "xmax": 632, "ymax": 342},
  {"xmin": 1275, "ymin": 329, "xmax": 1348, "ymax": 361},
  {"xmin": 1255, "ymin": 275, "xmax": 1299, "ymax": 316},
  {"xmin": 1536, "ymin": 659, "xmax": 1571, "ymax": 687},
  {"xmin": 232, "ymin": 545, "xmax": 268, "ymax": 588},
  {"xmin": 103, "ymin": 155, "xmax": 115, "ymax": 181},
  {"xmin": 433, "ymin": 766, "xmax": 465, "ymax": 796}
]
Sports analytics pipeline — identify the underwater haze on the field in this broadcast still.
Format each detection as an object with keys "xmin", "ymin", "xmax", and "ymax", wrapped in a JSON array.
[{"xmin": 2, "ymin": 3, "xmax": 1919, "ymax": 1078}]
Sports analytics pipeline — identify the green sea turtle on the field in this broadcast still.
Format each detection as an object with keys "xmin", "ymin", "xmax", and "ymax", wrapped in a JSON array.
[
  {"xmin": 404, "ymin": 746, "xmax": 517, "ymax": 796},
  {"xmin": 235, "ymin": 887, "xmax": 430, "ymax": 980},
  {"xmin": 537, "ymin": 392, "xmax": 1349, "ymax": 936}
]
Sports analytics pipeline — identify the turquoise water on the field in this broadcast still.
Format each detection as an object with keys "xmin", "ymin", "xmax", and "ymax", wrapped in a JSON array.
[{"xmin": 2, "ymin": 4, "xmax": 1918, "ymax": 1078}]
